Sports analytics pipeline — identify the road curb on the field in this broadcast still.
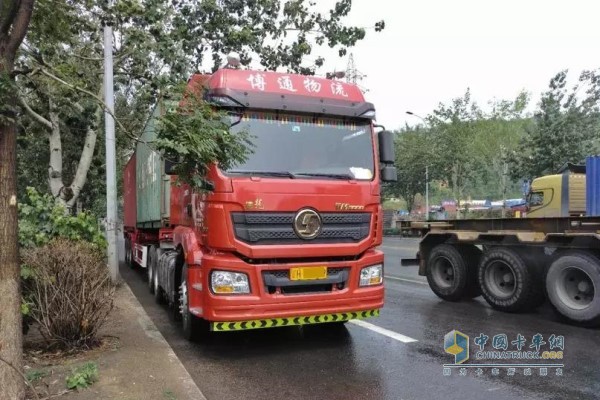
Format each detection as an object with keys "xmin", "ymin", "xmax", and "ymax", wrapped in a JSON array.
[{"xmin": 122, "ymin": 282, "xmax": 207, "ymax": 400}]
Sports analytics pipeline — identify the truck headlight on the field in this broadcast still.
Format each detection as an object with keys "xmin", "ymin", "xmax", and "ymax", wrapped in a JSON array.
[
  {"xmin": 211, "ymin": 270, "xmax": 250, "ymax": 294},
  {"xmin": 360, "ymin": 264, "xmax": 383, "ymax": 286}
]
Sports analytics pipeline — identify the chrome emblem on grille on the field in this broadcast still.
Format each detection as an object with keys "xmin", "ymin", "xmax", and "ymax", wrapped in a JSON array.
[{"xmin": 293, "ymin": 209, "xmax": 322, "ymax": 239}]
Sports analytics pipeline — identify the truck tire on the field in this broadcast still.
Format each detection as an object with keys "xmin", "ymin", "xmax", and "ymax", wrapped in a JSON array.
[
  {"xmin": 125, "ymin": 238, "xmax": 133, "ymax": 267},
  {"xmin": 180, "ymin": 264, "xmax": 208, "ymax": 341},
  {"xmin": 148, "ymin": 246, "xmax": 156, "ymax": 294},
  {"xmin": 426, "ymin": 244, "xmax": 478, "ymax": 301},
  {"xmin": 478, "ymin": 247, "xmax": 542, "ymax": 313},
  {"xmin": 152, "ymin": 247, "xmax": 167, "ymax": 304},
  {"xmin": 462, "ymin": 246, "xmax": 482, "ymax": 299},
  {"xmin": 546, "ymin": 251, "xmax": 600, "ymax": 327}
]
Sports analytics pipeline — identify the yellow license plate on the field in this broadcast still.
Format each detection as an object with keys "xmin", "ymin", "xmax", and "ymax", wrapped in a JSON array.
[{"xmin": 289, "ymin": 266, "xmax": 328, "ymax": 281}]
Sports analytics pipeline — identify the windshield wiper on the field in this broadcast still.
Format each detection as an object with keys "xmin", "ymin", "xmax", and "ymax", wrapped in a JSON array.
[
  {"xmin": 227, "ymin": 170, "xmax": 296, "ymax": 178},
  {"xmin": 292, "ymin": 172, "xmax": 354, "ymax": 180}
]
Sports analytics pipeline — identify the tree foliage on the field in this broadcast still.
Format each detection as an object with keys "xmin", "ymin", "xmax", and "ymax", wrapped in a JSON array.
[
  {"xmin": 508, "ymin": 70, "xmax": 600, "ymax": 179},
  {"xmin": 384, "ymin": 128, "xmax": 431, "ymax": 212},
  {"xmin": 15, "ymin": 0, "xmax": 384, "ymax": 211},
  {"xmin": 18, "ymin": 187, "xmax": 106, "ymax": 249},
  {"xmin": 391, "ymin": 90, "xmax": 531, "ymax": 215},
  {"xmin": 154, "ymin": 85, "xmax": 254, "ymax": 189}
]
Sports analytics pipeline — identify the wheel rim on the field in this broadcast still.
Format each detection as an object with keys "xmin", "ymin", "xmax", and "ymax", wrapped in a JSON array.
[
  {"xmin": 431, "ymin": 256, "xmax": 455, "ymax": 289},
  {"xmin": 180, "ymin": 280, "xmax": 189, "ymax": 325},
  {"xmin": 485, "ymin": 260, "xmax": 517, "ymax": 299},
  {"xmin": 555, "ymin": 267, "xmax": 595, "ymax": 310}
]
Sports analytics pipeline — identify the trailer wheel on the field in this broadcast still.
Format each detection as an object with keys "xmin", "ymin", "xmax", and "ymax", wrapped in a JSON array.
[
  {"xmin": 426, "ymin": 244, "xmax": 477, "ymax": 301},
  {"xmin": 478, "ymin": 247, "xmax": 542, "ymax": 313},
  {"xmin": 180, "ymin": 264, "xmax": 209, "ymax": 341},
  {"xmin": 546, "ymin": 251, "xmax": 600, "ymax": 327}
]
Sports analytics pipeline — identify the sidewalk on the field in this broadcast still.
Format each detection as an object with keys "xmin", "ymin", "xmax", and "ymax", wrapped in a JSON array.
[{"xmin": 26, "ymin": 283, "xmax": 206, "ymax": 400}]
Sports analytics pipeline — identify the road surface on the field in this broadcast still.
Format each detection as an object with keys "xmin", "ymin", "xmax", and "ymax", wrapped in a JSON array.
[{"xmin": 120, "ymin": 237, "xmax": 599, "ymax": 400}]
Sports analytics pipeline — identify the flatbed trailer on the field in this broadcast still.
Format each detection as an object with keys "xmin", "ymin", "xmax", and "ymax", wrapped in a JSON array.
[{"xmin": 402, "ymin": 216, "xmax": 600, "ymax": 326}]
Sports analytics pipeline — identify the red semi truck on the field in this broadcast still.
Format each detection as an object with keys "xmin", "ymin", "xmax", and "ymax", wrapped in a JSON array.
[{"xmin": 123, "ymin": 67, "xmax": 397, "ymax": 339}]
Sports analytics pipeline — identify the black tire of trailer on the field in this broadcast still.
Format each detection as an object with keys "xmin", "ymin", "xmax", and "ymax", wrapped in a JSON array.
[
  {"xmin": 545, "ymin": 251, "xmax": 600, "ymax": 327},
  {"xmin": 477, "ymin": 247, "xmax": 544, "ymax": 313},
  {"xmin": 425, "ymin": 244, "xmax": 481, "ymax": 302},
  {"xmin": 180, "ymin": 264, "xmax": 209, "ymax": 341}
]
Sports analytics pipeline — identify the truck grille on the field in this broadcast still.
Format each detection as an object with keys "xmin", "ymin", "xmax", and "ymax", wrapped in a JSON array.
[
  {"xmin": 231, "ymin": 212, "xmax": 371, "ymax": 245},
  {"xmin": 262, "ymin": 267, "xmax": 350, "ymax": 295}
]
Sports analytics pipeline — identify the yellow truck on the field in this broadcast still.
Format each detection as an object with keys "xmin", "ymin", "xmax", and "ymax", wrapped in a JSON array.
[{"xmin": 527, "ymin": 163, "xmax": 586, "ymax": 218}]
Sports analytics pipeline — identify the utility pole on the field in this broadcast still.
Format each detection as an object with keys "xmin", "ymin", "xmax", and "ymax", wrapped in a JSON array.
[{"xmin": 104, "ymin": 2, "xmax": 119, "ymax": 282}]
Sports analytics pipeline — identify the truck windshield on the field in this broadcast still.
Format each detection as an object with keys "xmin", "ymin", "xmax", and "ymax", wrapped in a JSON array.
[{"xmin": 224, "ymin": 111, "xmax": 375, "ymax": 180}]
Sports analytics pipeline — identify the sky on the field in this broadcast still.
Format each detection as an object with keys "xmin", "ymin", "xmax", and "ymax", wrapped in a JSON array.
[{"xmin": 313, "ymin": 0, "xmax": 600, "ymax": 130}]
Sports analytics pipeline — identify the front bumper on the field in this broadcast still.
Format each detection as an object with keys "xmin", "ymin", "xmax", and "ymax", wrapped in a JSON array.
[
  {"xmin": 188, "ymin": 248, "xmax": 385, "ymax": 324},
  {"xmin": 211, "ymin": 309, "xmax": 380, "ymax": 331}
]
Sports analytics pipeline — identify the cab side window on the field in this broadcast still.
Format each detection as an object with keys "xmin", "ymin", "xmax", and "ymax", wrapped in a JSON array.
[{"xmin": 529, "ymin": 191, "xmax": 544, "ymax": 207}]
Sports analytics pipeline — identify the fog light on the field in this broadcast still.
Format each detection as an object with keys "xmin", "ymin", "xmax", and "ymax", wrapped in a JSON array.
[
  {"xmin": 360, "ymin": 264, "xmax": 383, "ymax": 286},
  {"xmin": 211, "ymin": 270, "xmax": 250, "ymax": 294}
]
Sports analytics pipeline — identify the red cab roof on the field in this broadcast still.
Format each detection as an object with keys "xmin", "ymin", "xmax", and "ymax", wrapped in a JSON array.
[{"xmin": 187, "ymin": 68, "xmax": 373, "ymax": 118}]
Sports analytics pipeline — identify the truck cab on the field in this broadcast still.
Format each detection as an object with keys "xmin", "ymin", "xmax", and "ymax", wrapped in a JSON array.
[
  {"xmin": 124, "ymin": 67, "xmax": 397, "ymax": 339},
  {"xmin": 527, "ymin": 163, "xmax": 586, "ymax": 218}
]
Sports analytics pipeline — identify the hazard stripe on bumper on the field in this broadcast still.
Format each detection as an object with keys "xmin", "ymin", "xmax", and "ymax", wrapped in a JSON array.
[{"xmin": 211, "ymin": 309, "xmax": 380, "ymax": 332}]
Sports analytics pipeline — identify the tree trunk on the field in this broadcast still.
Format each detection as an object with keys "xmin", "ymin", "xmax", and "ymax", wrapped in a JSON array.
[
  {"xmin": 47, "ymin": 100, "xmax": 65, "ymax": 204},
  {"xmin": 0, "ymin": 1, "xmax": 35, "ymax": 398},
  {"xmin": 65, "ymin": 98, "xmax": 102, "ymax": 210},
  {"xmin": 0, "ymin": 90, "xmax": 24, "ymax": 400}
]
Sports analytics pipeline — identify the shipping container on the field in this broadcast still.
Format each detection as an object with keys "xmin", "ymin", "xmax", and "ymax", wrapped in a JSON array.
[
  {"xmin": 586, "ymin": 155, "xmax": 600, "ymax": 216},
  {"xmin": 123, "ymin": 154, "xmax": 137, "ymax": 229},
  {"xmin": 135, "ymin": 103, "xmax": 171, "ymax": 227}
]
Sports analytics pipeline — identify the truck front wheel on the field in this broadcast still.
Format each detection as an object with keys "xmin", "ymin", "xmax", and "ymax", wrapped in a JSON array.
[
  {"xmin": 426, "ymin": 244, "xmax": 479, "ymax": 301},
  {"xmin": 478, "ymin": 247, "xmax": 542, "ymax": 313},
  {"xmin": 546, "ymin": 251, "xmax": 600, "ymax": 327},
  {"xmin": 180, "ymin": 264, "xmax": 209, "ymax": 341}
]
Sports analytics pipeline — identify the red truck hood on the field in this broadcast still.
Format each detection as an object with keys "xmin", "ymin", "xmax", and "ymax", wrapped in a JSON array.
[{"xmin": 231, "ymin": 177, "xmax": 376, "ymax": 209}]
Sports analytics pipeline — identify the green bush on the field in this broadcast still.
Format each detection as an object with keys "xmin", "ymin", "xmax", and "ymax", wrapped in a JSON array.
[
  {"xmin": 19, "ymin": 187, "xmax": 108, "ymax": 336},
  {"xmin": 18, "ymin": 187, "xmax": 106, "ymax": 249}
]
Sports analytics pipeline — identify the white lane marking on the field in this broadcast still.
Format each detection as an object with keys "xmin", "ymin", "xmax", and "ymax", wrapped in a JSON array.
[
  {"xmin": 385, "ymin": 275, "xmax": 428, "ymax": 285},
  {"xmin": 349, "ymin": 319, "xmax": 418, "ymax": 343}
]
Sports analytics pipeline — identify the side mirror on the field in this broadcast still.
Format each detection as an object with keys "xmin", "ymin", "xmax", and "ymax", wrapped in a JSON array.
[
  {"xmin": 164, "ymin": 158, "xmax": 176, "ymax": 175},
  {"xmin": 378, "ymin": 130, "xmax": 395, "ymax": 164},
  {"xmin": 381, "ymin": 165, "xmax": 397, "ymax": 182}
]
